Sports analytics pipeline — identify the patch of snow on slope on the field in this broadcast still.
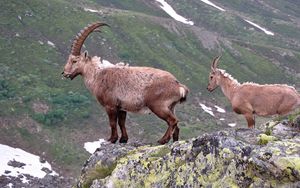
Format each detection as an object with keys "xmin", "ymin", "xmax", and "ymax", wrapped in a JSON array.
[
  {"xmin": 155, "ymin": 0, "xmax": 194, "ymax": 25},
  {"xmin": 214, "ymin": 105, "xmax": 226, "ymax": 113},
  {"xmin": 199, "ymin": 103, "xmax": 214, "ymax": 117},
  {"xmin": 244, "ymin": 19, "xmax": 274, "ymax": 36},
  {"xmin": 200, "ymin": 0, "xmax": 225, "ymax": 12},
  {"xmin": 228, "ymin": 123, "xmax": 236, "ymax": 127},
  {"xmin": 84, "ymin": 139, "xmax": 106, "ymax": 154},
  {"xmin": 0, "ymin": 144, "xmax": 57, "ymax": 183},
  {"xmin": 47, "ymin": 41, "xmax": 55, "ymax": 48},
  {"xmin": 84, "ymin": 8, "xmax": 100, "ymax": 13}
]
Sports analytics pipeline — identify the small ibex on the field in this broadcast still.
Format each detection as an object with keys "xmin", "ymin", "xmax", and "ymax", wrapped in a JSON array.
[
  {"xmin": 207, "ymin": 56, "xmax": 300, "ymax": 128},
  {"xmin": 62, "ymin": 22, "xmax": 189, "ymax": 144}
]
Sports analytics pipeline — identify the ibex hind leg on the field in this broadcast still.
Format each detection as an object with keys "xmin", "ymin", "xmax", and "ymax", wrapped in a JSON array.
[
  {"xmin": 170, "ymin": 103, "xmax": 179, "ymax": 142},
  {"xmin": 172, "ymin": 126, "xmax": 180, "ymax": 142},
  {"xmin": 118, "ymin": 110, "xmax": 128, "ymax": 143},
  {"xmin": 149, "ymin": 105, "xmax": 178, "ymax": 145}
]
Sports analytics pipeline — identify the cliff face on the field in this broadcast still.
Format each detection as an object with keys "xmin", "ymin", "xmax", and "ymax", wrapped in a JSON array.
[{"xmin": 77, "ymin": 119, "xmax": 300, "ymax": 188}]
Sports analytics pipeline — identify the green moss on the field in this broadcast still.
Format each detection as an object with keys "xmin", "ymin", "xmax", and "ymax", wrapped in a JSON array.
[
  {"xmin": 149, "ymin": 145, "xmax": 170, "ymax": 158},
  {"xmin": 82, "ymin": 162, "xmax": 117, "ymax": 188},
  {"xmin": 288, "ymin": 112, "xmax": 300, "ymax": 125},
  {"xmin": 257, "ymin": 134, "xmax": 278, "ymax": 145}
]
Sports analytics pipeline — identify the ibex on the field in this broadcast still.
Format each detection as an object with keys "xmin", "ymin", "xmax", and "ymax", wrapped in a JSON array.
[
  {"xmin": 62, "ymin": 22, "xmax": 189, "ymax": 144},
  {"xmin": 207, "ymin": 56, "xmax": 300, "ymax": 128}
]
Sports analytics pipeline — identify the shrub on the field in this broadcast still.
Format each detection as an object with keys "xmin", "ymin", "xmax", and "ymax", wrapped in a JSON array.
[
  {"xmin": 33, "ymin": 108, "xmax": 65, "ymax": 126},
  {"xmin": 0, "ymin": 80, "xmax": 15, "ymax": 100}
]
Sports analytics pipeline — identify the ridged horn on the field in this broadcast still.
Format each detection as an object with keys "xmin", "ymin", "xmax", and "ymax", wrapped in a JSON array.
[
  {"xmin": 211, "ymin": 56, "xmax": 221, "ymax": 70},
  {"xmin": 71, "ymin": 22, "xmax": 109, "ymax": 56}
]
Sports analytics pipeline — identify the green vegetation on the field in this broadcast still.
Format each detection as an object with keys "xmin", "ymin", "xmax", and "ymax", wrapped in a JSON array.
[
  {"xmin": 0, "ymin": 0, "xmax": 299, "ymax": 179},
  {"xmin": 82, "ymin": 162, "xmax": 117, "ymax": 188},
  {"xmin": 257, "ymin": 134, "xmax": 278, "ymax": 145}
]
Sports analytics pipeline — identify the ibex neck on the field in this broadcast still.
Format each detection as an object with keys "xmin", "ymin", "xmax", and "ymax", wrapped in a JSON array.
[
  {"xmin": 219, "ymin": 71, "xmax": 240, "ymax": 101},
  {"xmin": 82, "ymin": 62, "xmax": 99, "ymax": 95}
]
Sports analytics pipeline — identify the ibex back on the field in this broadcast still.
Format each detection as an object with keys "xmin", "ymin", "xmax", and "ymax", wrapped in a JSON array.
[
  {"xmin": 207, "ymin": 56, "xmax": 300, "ymax": 128},
  {"xmin": 62, "ymin": 22, "xmax": 189, "ymax": 144}
]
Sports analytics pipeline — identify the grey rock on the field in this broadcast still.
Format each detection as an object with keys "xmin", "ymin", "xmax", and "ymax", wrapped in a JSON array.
[{"xmin": 77, "ymin": 117, "xmax": 300, "ymax": 188}]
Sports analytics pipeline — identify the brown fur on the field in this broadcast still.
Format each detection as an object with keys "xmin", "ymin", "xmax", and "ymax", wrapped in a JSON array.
[
  {"xmin": 207, "ymin": 56, "xmax": 300, "ymax": 128},
  {"xmin": 62, "ymin": 23, "xmax": 189, "ymax": 144}
]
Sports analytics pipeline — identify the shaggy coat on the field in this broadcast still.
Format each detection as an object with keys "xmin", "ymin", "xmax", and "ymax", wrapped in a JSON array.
[{"xmin": 62, "ymin": 22, "xmax": 188, "ymax": 144}]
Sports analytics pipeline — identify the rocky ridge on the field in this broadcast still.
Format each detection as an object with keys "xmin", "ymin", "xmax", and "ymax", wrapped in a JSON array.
[{"xmin": 77, "ymin": 118, "xmax": 300, "ymax": 188}]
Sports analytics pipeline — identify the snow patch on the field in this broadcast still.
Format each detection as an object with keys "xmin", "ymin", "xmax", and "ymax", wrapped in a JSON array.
[
  {"xmin": 84, "ymin": 8, "xmax": 100, "ymax": 13},
  {"xmin": 38, "ymin": 40, "xmax": 44, "ymax": 45},
  {"xmin": 199, "ymin": 103, "xmax": 215, "ymax": 117},
  {"xmin": 214, "ymin": 105, "xmax": 226, "ymax": 113},
  {"xmin": 244, "ymin": 19, "xmax": 274, "ymax": 36},
  {"xmin": 47, "ymin": 41, "xmax": 55, "ymax": 48},
  {"xmin": 155, "ymin": 0, "xmax": 194, "ymax": 25},
  {"xmin": 228, "ymin": 123, "xmax": 236, "ymax": 127},
  {"xmin": 0, "ymin": 144, "xmax": 57, "ymax": 183},
  {"xmin": 84, "ymin": 139, "xmax": 106, "ymax": 154},
  {"xmin": 200, "ymin": 0, "xmax": 225, "ymax": 12},
  {"xmin": 220, "ymin": 118, "xmax": 225, "ymax": 121}
]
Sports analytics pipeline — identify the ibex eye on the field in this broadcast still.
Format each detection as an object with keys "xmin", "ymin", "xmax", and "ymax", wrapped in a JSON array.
[{"xmin": 72, "ymin": 60, "xmax": 77, "ymax": 63}]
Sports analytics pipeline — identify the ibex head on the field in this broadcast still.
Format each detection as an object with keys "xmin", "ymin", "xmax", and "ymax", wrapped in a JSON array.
[
  {"xmin": 62, "ymin": 22, "xmax": 109, "ymax": 80},
  {"xmin": 207, "ymin": 56, "xmax": 221, "ymax": 92}
]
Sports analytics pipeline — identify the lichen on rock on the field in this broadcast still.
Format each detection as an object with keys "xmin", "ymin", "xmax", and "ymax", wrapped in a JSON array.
[{"xmin": 77, "ymin": 119, "xmax": 300, "ymax": 188}]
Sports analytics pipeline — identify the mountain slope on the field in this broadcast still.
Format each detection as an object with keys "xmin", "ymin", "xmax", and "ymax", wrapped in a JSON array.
[{"xmin": 0, "ymin": 0, "xmax": 299, "ymax": 183}]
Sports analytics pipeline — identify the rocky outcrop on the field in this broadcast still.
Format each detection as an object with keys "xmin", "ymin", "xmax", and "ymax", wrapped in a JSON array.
[
  {"xmin": 0, "ymin": 174, "xmax": 73, "ymax": 188},
  {"xmin": 77, "ymin": 119, "xmax": 300, "ymax": 188}
]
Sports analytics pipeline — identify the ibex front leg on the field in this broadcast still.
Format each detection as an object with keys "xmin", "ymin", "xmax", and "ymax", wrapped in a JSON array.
[
  {"xmin": 244, "ymin": 113, "xmax": 255, "ymax": 128},
  {"xmin": 106, "ymin": 107, "xmax": 118, "ymax": 143},
  {"xmin": 118, "ymin": 110, "xmax": 128, "ymax": 143}
]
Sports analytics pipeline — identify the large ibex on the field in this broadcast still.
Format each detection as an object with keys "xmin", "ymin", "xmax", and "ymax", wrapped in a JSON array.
[
  {"xmin": 207, "ymin": 56, "xmax": 300, "ymax": 128},
  {"xmin": 62, "ymin": 22, "xmax": 189, "ymax": 144}
]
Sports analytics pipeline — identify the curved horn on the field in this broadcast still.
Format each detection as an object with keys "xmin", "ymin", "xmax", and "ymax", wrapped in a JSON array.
[
  {"xmin": 71, "ymin": 22, "xmax": 109, "ymax": 56},
  {"xmin": 211, "ymin": 56, "xmax": 221, "ymax": 70}
]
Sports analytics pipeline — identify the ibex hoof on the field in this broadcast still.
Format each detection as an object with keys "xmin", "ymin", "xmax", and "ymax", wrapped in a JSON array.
[
  {"xmin": 173, "ymin": 136, "xmax": 179, "ymax": 142},
  {"xmin": 173, "ymin": 132, "xmax": 179, "ymax": 142},
  {"xmin": 119, "ymin": 137, "xmax": 128, "ymax": 143},
  {"xmin": 158, "ymin": 138, "xmax": 169, "ymax": 145},
  {"xmin": 107, "ymin": 137, "xmax": 118, "ymax": 144}
]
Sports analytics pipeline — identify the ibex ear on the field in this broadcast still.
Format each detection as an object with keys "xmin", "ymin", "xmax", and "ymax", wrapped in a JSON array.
[{"xmin": 83, "ymin": 50, "xmax": 88, "ymax": 59}]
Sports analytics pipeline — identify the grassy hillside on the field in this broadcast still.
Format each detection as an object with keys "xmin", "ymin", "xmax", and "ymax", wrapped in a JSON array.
[{"xmin": 0, "ymin": 0, "xmax": 299, "ymax": 178}]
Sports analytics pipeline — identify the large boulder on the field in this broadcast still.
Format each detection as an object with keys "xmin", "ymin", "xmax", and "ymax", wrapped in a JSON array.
[{"xmin": 77, "ymin": 120, "xmax": 300, "ymax": 188}]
